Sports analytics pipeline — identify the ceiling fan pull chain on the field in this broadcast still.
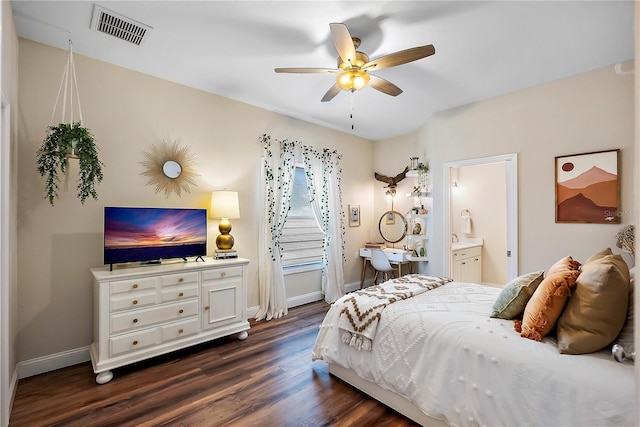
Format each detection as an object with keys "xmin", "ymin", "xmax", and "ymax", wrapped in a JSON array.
[{"xmin": 350, "ymin": 91, "xmax": 355, "ymax": 130}]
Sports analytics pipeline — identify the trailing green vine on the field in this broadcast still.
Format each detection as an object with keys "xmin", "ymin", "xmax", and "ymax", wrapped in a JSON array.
[{"xmin": 36, "ymin": 122, "xmax": 104, "ymax": 206}]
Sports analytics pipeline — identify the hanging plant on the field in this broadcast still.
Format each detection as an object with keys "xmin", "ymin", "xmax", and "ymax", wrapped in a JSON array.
[
  {"xmin": 37, "ymin": 122, "xmax": 103, "ymax": 206},
  {"xmin": 36, "ymin": 40, "xmax": 104, "ymax": 206}
]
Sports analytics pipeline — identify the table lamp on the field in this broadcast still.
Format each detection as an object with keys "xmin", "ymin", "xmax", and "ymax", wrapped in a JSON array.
[{"xmin": 210, "ymin": 190, "xmax": 240, "ymax": 251}]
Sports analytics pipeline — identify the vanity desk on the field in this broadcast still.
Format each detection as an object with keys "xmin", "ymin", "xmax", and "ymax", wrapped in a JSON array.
[
  {"xmin": 359, "ymin": 210, "xmax": 414, "ymax": 288},
  {"xmin": 359, "ymin": 247, "xmax": 413, "ymax": 288}
]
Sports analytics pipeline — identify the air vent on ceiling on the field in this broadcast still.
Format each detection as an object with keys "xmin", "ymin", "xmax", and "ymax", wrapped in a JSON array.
[{"xmin": 90, "ymin": 4, "xmax": 152, "ymax": 46}]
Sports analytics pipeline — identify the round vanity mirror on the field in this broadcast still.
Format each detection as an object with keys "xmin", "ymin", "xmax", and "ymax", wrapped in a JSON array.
[
  {"xmin": 162, "ymin": 160, "xmax": 182, "ymax": 179},
  {"xmin": 378, "ymin": 210, "xmax": 408, "ymax": 243}
]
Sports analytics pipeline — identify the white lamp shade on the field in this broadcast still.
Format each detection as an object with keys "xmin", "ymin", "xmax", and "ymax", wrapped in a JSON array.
[{"xmin": 210, "ymin": 190, "xmax": 240, "ymax": 219}]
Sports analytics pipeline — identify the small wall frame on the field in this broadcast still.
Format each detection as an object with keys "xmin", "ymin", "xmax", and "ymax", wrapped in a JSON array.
[
  {"xmin": 555, "ymin": 149, "xmax": 620, "ymax": 224},
  {"xmin": 348, "ymin": 204, "xmax": 360, "ymax": 227}
]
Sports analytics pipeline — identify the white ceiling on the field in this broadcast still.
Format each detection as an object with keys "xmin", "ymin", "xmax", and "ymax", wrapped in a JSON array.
[{"xmin": 11, "ymin": 1, "xmax": 635, "ymax": 141}]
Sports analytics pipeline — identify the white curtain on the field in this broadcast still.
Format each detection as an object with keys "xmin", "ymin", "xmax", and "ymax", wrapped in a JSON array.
[
  {"xmin": 255, "ymin": 136, "xmax": 297, "ymax": 320},
  {"xmin": 302, "ymin": 146, "xmax": 346, "ymax": 303},
  {"xmin": 256, "ymin": 135, "xmax": 346, "ymax": 319}
]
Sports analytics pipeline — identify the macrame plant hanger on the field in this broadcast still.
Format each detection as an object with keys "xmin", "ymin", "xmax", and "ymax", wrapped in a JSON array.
[
  {"xmin": 37, "ymin": 38, "xmax": 103, "ymax": 206},
  {"xmin": 48, "ymin": 39, "xmax": 84, "ymax": 159}
]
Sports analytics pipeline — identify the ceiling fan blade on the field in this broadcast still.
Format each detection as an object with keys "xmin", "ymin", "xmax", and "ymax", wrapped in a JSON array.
[
  {"xmin": 369, "ymin": 75, "xmax": 403, "ymax": 97},
  {"xmin": 321, "ymin": 83, "xmax": 342, "ymax": 102},
  {"xmin": 363, "ymin": 44, "xmax": 435, "ymax": 70},
  {"xmin": 275, "ymin": 67, "xmax": 338, "ymax": 74},
  {"xmin": 330, "ymin": 23, "xmax": 356, "ymax": 65}
]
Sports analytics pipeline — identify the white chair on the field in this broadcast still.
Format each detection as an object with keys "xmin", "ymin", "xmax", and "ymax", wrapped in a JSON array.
[{"xmin": 370, "ymin": 249, "xmax": 395, "ymax": 284}]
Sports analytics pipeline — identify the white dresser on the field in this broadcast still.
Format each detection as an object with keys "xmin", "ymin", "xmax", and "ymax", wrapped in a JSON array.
[{"xmin": 90, "ymin": 258, "xmax": 249, "ymax": 384}]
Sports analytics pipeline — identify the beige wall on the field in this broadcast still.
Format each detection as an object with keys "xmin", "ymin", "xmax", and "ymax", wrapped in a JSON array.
[
  {"xmin": 16, "ymin": 39, "xmax": 374, "ymax": 362},
  {"xmin": 417, "ymin": 61, "xmax": 635, "ymax": 277},
  {"xmin": 1, "ymin": 0, "xmax": 20, "ymax": 422},
  {"xmin": 372, "ymin": 133, "xmax": 421, "ymax": 244}
]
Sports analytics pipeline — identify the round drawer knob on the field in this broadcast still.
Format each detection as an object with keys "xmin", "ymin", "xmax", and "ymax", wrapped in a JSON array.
[
  {"xmin": 204, "ymin": 306, "xmax": 210, "ymax": 311},
  {"xmin": 132, "ymin": 300, "xmax": 138, "ymax": 305},
  {"xmin": 179, "ymin": 277, "xmax": 184, "ymax": 283},
  {"xmin": 179, "ymin": 292, "xmax": 184, "ymax": 297},
  {"xmin": 132, "ymin": 284, "xmax": 138, "ymax": 289},
  {"xmin": 178, "ymin": 329, "xmax": 184, "ymax": 334},
  {"xmin": 133, "ymin": 318, "xmax": 138, "ymax": 323},
  {"xmin": 133, "ymin": 340, "xmax": 138, "ymax": 345},
  {"xmin": 179, "ymin": 309, "xmax": 184, "ymax": 314},
  {"xmin": 221, "ymin": 272, "xmax": 226, "ymax": 277}
]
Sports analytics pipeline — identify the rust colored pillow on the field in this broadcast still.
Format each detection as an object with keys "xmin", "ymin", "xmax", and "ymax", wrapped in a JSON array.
[
  {"xmin": 547, "ymin": 256, "xmax": 581, "ymax": 276},
  {"xmin": 517, "ymin": 270, "xmax": 580, "ymax": 341},
  {"xmin": 556, "ymin": 254, "xmax": 630, "ymax": 354}
]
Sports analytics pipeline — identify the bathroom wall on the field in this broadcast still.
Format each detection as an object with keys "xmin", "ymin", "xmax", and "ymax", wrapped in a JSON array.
[{"xmin": 451, "ymin": 162, "xmax": 507, "ymax": 285}]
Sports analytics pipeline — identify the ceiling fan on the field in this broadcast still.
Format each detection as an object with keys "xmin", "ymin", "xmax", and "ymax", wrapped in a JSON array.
[{"xmin": 274, "ymin": 23, "xmax": 435, "ymax": 102}]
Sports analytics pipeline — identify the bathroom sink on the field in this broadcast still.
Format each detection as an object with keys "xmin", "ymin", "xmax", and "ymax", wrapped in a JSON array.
[{"xmin": 452, "ymin": 242, "xmax": 482, "ymax": 251}]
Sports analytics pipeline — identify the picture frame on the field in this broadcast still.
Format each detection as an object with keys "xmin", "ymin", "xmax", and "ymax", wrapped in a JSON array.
[
  {"xmin": 555, "ymin": 149, "xmax": 620, "ymax": 224},
  {"xmin": 348, "ymin": 204, "xmax": 360, "ymax": 227},
  {"xmin": 386, "ymin": 211, "xmax": 395, "ymax": 225}
]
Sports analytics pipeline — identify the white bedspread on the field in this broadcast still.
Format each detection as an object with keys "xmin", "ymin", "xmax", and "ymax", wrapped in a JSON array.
[{"xmin": 312, "ymin": 281, "xmax": 636, "ymax": 427}]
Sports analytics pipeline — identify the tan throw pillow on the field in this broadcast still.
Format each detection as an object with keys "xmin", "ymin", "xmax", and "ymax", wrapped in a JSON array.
[
  {"xmin": 556, "ymin": 254, "xmax": 630, "ymax": 354},
  {"xmin": 518, "ymin": 270, "xmax": 580, "ymax": 341},
  {"xmin": 584, "ymin": 247, "xmax": 613, "ymax": 264},
  {"xmin": 547, "ymin": 256, "xmax": 581, "ymax": 276}
]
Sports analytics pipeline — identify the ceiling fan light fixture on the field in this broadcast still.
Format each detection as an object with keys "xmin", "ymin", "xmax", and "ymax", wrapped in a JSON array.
[{"xmin": 337, "ymin": 69, "xmax": 370, "ymax": 91}]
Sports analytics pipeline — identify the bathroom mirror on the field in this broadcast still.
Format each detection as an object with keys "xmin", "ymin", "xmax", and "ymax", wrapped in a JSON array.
[
  {"xmin": 379, "ymin": 210, "xmax": 407, "ymax": 243},
  {"xmin": 162, "ymin": 160, "xmax": 182, "ymax": 178}
]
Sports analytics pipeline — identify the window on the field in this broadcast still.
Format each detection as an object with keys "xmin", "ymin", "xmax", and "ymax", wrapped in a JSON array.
[{"xmin": 280, "ymin": 166, "xmax": 324, "ymax": 269}]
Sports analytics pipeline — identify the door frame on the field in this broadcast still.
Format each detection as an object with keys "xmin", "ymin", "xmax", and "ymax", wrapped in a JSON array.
[
  {"xmin": 1, "ymin": 90, "xmax": 11, "ymax": 427},
  {"xmin": 443, "ymin": 153, "xmax": 518, "ymax": 281}
]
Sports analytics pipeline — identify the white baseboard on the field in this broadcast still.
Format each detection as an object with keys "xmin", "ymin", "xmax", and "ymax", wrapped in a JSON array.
[
  {"xmin": 247, "ymin": 290, "xmax": 324, "ymax": 319},
  {"xmin": 247, "ymin": 281, "xmax": 363, "ymax": 319},
  {"xmin": 18, "ymin": 346, "xmax": 90, "ymax": 379},
  {"xmin": 287, "ymin": 290, "xmax": 323, "ymax": 308}
]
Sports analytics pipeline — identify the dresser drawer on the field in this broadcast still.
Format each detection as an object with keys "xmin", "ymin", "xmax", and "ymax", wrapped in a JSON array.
[
  {"xmin": 161, "ymin": 318, "xmax": 200, "ymax": 342},
  {"xmin": 161, "ymin": 272, "xmax": 198, "ymax": 287},
  {"xmin": 110, "ymin": 289, "xmax": 158, "ymax": 312},
  {"xmin": 110, "ymin": 276, "xmax": 157, "ymax": 294},
  {"xmin": 160, "ymin": 283, "xmax": 198, "ymax": 303},
  {"xmin": 110, "ymin": 300, "xmax": 199, "ymax": 334},
  {"xmin": 110, "ymin": 328, "xmax": 157, "ymax": 356},
  {"xmin": 202, "ymin": 266, "xmax": 243, "ymax": 281}
]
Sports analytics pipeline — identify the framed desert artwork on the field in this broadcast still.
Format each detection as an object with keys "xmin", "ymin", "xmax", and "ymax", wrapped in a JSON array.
[{"xmin": 555, "ymin": 149, "xmax": 620, "ymax": 223}]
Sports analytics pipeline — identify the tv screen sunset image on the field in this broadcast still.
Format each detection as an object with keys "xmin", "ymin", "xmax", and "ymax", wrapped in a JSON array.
[{"xmin": 104, "ymin": 207, "xmax": 207, "ymax": 265}]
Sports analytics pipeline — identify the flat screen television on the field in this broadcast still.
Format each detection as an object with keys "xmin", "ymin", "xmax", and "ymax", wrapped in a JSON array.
[{"xmin": 104, "ymin": 207, "xmax": 207, "ymax": 269}]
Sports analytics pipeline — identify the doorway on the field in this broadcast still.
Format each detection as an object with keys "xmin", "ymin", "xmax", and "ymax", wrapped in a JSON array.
[{"xmin": 443, "ymin": 154, "xmax": 518, "ymax": 283}]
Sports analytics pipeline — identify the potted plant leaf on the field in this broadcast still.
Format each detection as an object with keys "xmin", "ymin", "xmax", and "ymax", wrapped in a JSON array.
[{"xmin": 36, "ymin": 121, "xmax": 104, "ymax": 206}]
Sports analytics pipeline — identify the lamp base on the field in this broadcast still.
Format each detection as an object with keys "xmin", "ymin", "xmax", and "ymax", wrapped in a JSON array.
[
  {"xmin": 215, "ymin": 233, "xmax": 235, "ymax": 250},
  {"xmin": 214, "ymin": 249, "xmax": 238, "ymax": 259}
]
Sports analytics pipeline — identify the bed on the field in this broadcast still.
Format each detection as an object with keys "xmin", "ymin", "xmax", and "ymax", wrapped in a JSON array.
[{"xmin": 312, "ymin": 261, "xmax": 636, "ymax": 427}]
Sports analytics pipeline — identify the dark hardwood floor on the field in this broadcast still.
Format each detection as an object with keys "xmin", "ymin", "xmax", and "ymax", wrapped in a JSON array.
[{"xmin": 10, "ymin": 301, "xmax": 418, "ymax": 426}]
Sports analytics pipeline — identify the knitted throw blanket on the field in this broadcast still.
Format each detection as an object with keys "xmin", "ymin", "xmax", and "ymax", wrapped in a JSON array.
[{"xmin": 338, "ymin": 274, "xmax": 452, "ymax": 351}]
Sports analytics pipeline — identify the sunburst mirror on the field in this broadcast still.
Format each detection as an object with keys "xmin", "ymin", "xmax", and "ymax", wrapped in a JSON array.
[{"xmin": 140, "ymin": 140, "xmax": 199, "ymax": 197}]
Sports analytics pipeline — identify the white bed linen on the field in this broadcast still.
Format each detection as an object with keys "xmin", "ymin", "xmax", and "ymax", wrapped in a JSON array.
[{"xmin": 312, "ymin": 281, "xmax": 635, "ymax": 427}]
